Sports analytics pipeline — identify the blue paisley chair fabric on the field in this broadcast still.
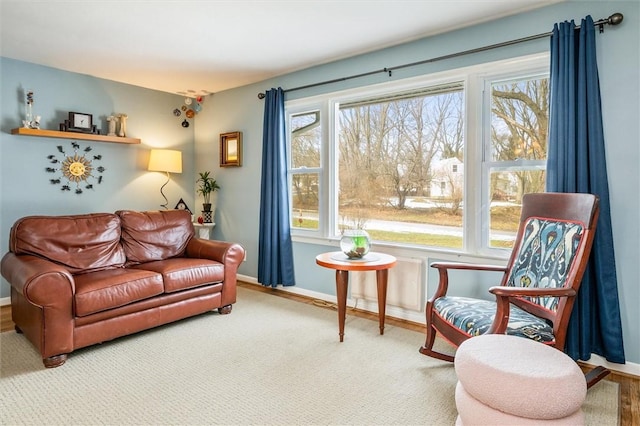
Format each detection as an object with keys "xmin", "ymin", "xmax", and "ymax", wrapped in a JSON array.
[
  {"xmin": 433, "ymin": 217, "xmax": 585, "ymax": 343},
  {"xmin": 434, "ymin": 296, "xmax": 555, "ymax": 342},
  {"xmin": 505, "ymin": 217, "xmax": 584, "ymax": 311}
]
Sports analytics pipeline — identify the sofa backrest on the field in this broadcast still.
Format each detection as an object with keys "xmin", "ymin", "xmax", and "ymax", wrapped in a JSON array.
[
  {"xmin": 9, "ymin": 213, "xmax": 126, "ymax": 274},
  {"xmin": 116, "ymin": 209, "xmax": 194, "ymax": 265}
]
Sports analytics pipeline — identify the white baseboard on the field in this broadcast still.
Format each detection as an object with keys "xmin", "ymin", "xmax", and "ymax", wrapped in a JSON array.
[
  {"xmin": 0, "ymin": 297, "xmax": 9, "ymax": 307},
  {"xmin": 579, "ymin": 354, "xmax": 640, "ymax": 377},
  {"xmin": 238, "ymin": 274, "xmax": 639, "ymax": 377}
]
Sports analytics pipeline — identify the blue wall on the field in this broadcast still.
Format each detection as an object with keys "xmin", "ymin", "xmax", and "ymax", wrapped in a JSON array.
[
  {"xmin": 1, "ymin": 1, "xmax": 638, "ymax": 366},
  {"xmin": 0, "ymin": 58, "xmax": 197, "ymax": 291},
  {"xmin": 198, "ymin": 1, "xmax": 639, "ymax": 365}
]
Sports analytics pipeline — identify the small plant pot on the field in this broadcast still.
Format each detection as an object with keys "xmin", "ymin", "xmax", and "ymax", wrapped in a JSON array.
[{"xmin": 202, "ymin": 203, "xmax": 212, "ymax": 212}]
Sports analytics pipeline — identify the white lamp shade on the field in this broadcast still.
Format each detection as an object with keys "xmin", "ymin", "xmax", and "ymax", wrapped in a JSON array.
[{"xmin": 148, "ymin": 149, "xmax": 182, "ymax": 173}]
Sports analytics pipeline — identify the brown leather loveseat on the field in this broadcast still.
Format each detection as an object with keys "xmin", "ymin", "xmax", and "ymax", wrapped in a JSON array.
[{"xmin": 1, "ymin": 209, "xmax": 245, "ymax": 368}]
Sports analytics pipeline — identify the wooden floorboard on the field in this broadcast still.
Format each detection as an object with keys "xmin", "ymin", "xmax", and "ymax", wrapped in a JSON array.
[{"xmin": 2, "ymin": 282, "xmax": 638, "ymax": 425}]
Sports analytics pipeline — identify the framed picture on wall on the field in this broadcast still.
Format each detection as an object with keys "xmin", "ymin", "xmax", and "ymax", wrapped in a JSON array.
[{"xmin": 220, "ymin": 131, "xmax": 242, "ymax": 167}]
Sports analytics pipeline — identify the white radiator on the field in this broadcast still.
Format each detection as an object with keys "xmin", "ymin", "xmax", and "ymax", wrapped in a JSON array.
[{"xmin": 350, "ymin": 256, "xmax": 424, "ymax": 311}]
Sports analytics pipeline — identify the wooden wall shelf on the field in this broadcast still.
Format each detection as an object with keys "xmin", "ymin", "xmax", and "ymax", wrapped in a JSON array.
[{"xmin": 11, "ymin": 127, "xmax": 141, "ymax": 144}]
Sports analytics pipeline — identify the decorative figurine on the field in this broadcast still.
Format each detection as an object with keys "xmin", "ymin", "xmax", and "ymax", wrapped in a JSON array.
[
  {"xmin": 117, "ymin": 114, "xmax": 128, "ymax": 137},
  {"xmin": 107, "ymin": 115, "xmax": 117, "ymax": 136}
]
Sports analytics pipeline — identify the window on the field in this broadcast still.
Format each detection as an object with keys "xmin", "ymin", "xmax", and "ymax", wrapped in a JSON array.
[
  {"xmin": 483, "ymin": 74, "xmax": 549, "ymax": 249},
  {"xmin": 289, "ymin": 110, "xmax": 322, "ymax": 231},
  {"xmin": 288, "ymin": 54, "xmax": 549, "ymax": 254}
]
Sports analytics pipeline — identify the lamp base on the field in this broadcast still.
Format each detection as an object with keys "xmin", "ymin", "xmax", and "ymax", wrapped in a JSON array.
[{"xmin": 159, "ymin": 172, "xmax": 170, "ymax": 209}]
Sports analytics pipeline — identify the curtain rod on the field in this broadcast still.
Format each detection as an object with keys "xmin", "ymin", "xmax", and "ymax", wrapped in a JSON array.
[{"xmin": 257, "ymin": 12, "xmax": 623, "ymax": 99}]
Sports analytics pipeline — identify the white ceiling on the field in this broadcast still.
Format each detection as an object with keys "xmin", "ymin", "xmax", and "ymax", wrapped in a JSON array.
[{"xmin": 1, "ymin": 0, "xmax": 564, "ymax": 96}]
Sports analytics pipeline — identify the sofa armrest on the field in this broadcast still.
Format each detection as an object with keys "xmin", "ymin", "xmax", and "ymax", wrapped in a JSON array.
[
  {"xmin": 1, "ymin": 253, "xmax": 76, "ymax": 359},
  {"xmin": 185, "ymin": 238, "xmax": 245, "ymax": 308},
  {"xmin": 185, "ymin": 238, "xmax": 245, "ymax": 268},
  {"xmin": 1, "ymin": 253, "xmax": 75, "ymax": 304}
]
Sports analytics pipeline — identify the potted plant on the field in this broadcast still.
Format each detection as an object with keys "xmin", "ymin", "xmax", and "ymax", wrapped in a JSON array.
[{"xmin": 196, "ymin": 171, "xmax": 220, "ymax": 212}]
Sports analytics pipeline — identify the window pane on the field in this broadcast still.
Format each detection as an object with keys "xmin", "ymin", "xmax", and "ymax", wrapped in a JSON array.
[
  {"xmin": 337, "ymin": 85, "xmax": 464, "ymax": 249},
  {"xmin": 488, "ymin": 75, "xmax": 549, "ymax": 250},
  {"xmin": 290, "ymin": 172, "xmax": 319, "ymax": 230},
  {"xmin": 490, "ymin": 77, "xmax": 548, "ymax": 162},
  {"xmin": 291, "ymin": 111, "xmax": 321, "ymax": 168},
  {"xmin": 488, "ymin": 168, "xmax": 546, "ymax": 248}
]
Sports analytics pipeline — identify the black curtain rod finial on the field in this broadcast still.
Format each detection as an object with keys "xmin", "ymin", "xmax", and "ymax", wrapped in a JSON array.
[{"xmin": 258, "ymin": 92, "xmax": 266, "ymax": 99}]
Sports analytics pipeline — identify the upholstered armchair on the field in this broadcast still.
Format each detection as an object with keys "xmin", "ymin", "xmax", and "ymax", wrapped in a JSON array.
[{"xmin": 419, "ymin": 192, "xmax": 601, "ymax": 386}]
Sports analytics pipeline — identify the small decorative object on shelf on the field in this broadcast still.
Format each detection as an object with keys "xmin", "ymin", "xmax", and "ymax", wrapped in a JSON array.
[
  {"xmin": 67, "ymin": 112, "xmax": 94, "ymax": 133},
  {"xmin": 117, "ymin": 113, "xmax": 128, "ymax": 137},
  {"xmin": 22, "ymin": 89, "xmax": 41, "ymax": 129},
  {"xmin": 107, "ymin": 115, "xmax": 117, "ymax": 136},
  {"xmin": 340, "ymin": 229, "xmax": 371, "ymax": 259},
  {"xmin": 45, "ymin": 142, "xmax": 105, "ymax": 194}
]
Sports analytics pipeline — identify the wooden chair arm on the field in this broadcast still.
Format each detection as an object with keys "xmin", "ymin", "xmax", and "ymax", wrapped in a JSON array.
[
  {"xmin": 428, "ymin": 262, "xmax": 508, "ymax": 302},
  {"xmin": 430, "ymin": 262, "xmax": 508, "ymax": 272},
  {"xmin": 487, "ymin": 286, "xmax": 576, "ymax": 335},
  {"xmin": 489, "ymin": 286, "xmax": 577, "ymax": 298}
]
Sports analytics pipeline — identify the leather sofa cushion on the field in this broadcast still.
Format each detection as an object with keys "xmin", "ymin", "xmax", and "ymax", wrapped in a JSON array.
[
  {"xmin": 132, "ymin": 258, "xmax": 224, "ymax": 293},
  {"xmin": 117, "ymin": 210, "xmax": 195, "ymax": 265},
  {"xmin": 9, "ymin": 213, "xmax": 126, "ymax": 274},
  {"xmin": 74, "ymin": 268, "xmax": 164, "ymax": 317}
]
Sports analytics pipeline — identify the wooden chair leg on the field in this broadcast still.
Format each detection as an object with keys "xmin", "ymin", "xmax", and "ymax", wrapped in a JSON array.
[
  {"xmin": 585, "ymin": 365, "xmax": 611, "ymax": 389},
  {"xmin": 419, "ymin": 324, "xmax": 455, "ymax": 362}
]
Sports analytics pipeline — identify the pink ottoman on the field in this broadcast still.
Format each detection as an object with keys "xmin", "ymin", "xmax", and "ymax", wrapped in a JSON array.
[{"xmin": 454, "ymin": 334, "xmax": 587, "ymax": 425}]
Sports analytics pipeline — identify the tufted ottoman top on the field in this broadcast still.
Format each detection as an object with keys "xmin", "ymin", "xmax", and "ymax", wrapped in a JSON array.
[{"xmin": 454, "ymin": 334, "xmax": 587, "ymax": 420}]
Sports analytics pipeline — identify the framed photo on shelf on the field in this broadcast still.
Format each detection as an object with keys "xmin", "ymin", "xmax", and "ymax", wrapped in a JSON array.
[{"xmin": 220, "ymin": 131, "xmax": 242, "ymax": 167}]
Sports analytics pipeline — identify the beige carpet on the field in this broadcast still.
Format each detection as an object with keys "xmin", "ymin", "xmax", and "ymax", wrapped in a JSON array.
[{"xmin": 0, "ymin": 286, "xmax": 619, "ymax": 425}]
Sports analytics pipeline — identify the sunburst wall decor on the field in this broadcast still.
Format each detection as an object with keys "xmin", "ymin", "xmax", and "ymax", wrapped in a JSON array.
[{"xmin": 46, "ymin": 142, "xmax": 105, "ymax": 194}]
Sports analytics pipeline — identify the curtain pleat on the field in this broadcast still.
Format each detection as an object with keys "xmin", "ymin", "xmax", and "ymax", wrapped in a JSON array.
[
  {"xmin": 258, "ymin": 88, "xmax": 296, "ymax": 287},
  {"xmin": 547, "ymin": 16, "xmax": 625, "ymax": 363}
]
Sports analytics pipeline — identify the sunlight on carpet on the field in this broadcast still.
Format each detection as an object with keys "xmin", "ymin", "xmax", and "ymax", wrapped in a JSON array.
[{"xmin": 0, "ymin": 286, "xmax": 619, "ymax": 425}]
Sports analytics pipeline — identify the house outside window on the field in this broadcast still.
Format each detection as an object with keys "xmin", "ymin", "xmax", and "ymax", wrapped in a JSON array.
[{"xmin": 287, "ymin": 54, "xmax": 549, "ymax": 255}]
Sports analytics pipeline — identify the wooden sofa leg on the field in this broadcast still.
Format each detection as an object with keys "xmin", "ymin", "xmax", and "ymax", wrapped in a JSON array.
[
  {"xmin": 43, "ymin": 354, "xmax": 67, "ymax": 368},
  {"xmin": 218, "ymin": 305, "xmax": 233, "ymax": 315}
]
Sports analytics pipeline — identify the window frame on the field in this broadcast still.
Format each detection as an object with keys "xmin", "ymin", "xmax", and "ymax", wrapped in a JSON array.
[{"xmin": 286, "ymin": 53, "xmax": 550, "ymax": 258}]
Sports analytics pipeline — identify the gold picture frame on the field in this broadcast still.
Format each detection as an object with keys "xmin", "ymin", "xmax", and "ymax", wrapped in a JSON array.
[{"xmin": 220, "ymin": 131, "xmax": 242, "ymax": 167}]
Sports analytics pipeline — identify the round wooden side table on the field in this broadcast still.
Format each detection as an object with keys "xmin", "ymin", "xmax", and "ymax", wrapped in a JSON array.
[{"xmin": 315, "ymin": 251, "xmax": 397, "ymax": 342}]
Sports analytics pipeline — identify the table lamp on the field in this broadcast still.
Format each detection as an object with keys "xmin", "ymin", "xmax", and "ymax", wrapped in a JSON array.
[{"xmin": 148, "ymin": 149, "xmax": 182, "ymax": 209}]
